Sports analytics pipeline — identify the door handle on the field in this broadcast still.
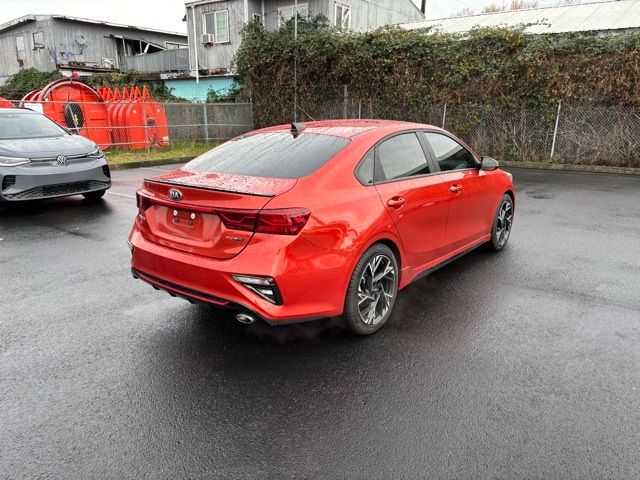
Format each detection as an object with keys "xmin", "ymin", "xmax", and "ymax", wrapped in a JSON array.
[
  {"xmin": 450, "ymin": 185, "xmax": 463, "ymax": 194},
  {"xmin": 387, "ymin": 197, "xmax": 406, "ymax": 208}
]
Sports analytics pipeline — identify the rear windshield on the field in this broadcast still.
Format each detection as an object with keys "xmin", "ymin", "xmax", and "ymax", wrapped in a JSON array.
[
  {"xmin": 185, "ymin": 132, "xmax": 350, "ymax": 179},
  {"xmin": 0, "ymin": 112, "xmax": 67, "ymax": 140}
]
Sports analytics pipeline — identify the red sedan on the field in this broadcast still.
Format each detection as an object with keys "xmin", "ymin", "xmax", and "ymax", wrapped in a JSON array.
[{"xmin": 129, "ymin": 120, "xmax": 515, "ymax": 335}]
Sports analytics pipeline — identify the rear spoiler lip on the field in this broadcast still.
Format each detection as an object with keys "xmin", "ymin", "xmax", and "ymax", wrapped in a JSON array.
[{"xmin": 144, "ymin": 178, "xmax": 276, "ymax": 198}]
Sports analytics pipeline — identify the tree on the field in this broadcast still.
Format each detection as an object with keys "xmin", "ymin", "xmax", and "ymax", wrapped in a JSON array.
[
  {"xmin": 510, "ymin": 0, "xmax": 539, "ymax": 9},
  {"xmin": 481, "ymin": 4, "xmax": 504, "ymax": 13},
  {"xmin": 481, "ymin": 1, "xmax": 539, "ymax": 13},
  {"xmin": 0, "ymin": 68, "xmax": 62, "ymax": 100},
  {"xmin": 452, "ymin": 8, "xmax": 475, "ymax": 17}
]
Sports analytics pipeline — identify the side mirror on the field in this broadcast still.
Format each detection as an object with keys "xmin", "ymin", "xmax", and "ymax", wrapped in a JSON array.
[{"xmin": 480, "ymin": 156, "xmax": 499, "ymax": 171}]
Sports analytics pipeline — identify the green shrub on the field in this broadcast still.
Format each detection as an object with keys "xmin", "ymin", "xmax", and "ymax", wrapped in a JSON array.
[
  {"xmin": 0, "ymin": 68, "xmax": 63, "ymax": 100},
  {"xmin": 87, "ymin": 71, "xmax": 181, "ymax": 102},
  {"xmin": 234, "ymin": 19, "xmax": 640, "ymax": 128}
]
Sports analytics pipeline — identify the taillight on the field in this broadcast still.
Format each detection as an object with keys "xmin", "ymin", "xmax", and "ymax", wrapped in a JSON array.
[
  {"xmin": 216, "ymin": 208, "xmax": 310, "ymax": 236},
  {"xmin": 136, "ymin": 192, "xmax": 152, "ymax": 211},
  {"xmin": 255, "ymin": 208, "xmax": 311, "ymax": 235},
  {"xmin": 135, "ymin": 192, "xmax": 310, "ymax": 236},
  {"xmin": 215, "ymin": 209, "xmax": 258, "ymax": 232}
]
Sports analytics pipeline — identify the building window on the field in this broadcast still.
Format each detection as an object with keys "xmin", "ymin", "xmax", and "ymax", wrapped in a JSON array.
[
  {"xmin": 203, "ymin": 10, "xmax": 230, "ymax": 43},
  {"xmin": 335, "ymin": 3, "xmax": 351, "ymax": 30},
  {"xmin": 253, "ymin": 13, "xmax": 262, "ymax": 22},
  {"xmin": 15, "ymin": 35, "xmax": 25, "ymax": 66},
  {"xmin": 33, "ymin": 31, "xmax": 45, "ymax": 49},
  {"xmin": 15, "ymin": 35, "xmax": 25, "ymax": 53},
  {"xmin": 278, "ymin": 4, "xmax": 308, "ymax": 27},
  {"xmin": 166, "ymin": 42, "xmax": 187, "ymax": 50}
]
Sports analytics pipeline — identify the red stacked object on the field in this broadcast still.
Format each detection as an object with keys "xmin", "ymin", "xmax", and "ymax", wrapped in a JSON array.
[
  {"xmin": 97, "ymin": 85, "xmax": 170, "ymax": 150},
  {"xmin": 0, "ymin": 97, "xmax": 14, "ymax": 108},
  {"xmin": 18, "ymin": 78, "xmax": 170, "ymax": 150},
  {"xmin": 20, "ymin": 79, "xmax": 112, "ymax": 149}
]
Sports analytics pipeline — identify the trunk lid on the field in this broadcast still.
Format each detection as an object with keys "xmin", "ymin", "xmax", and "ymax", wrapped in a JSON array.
[{"xmin": 137, "ymin": 168, "xmax": 297, "ymax": 259}]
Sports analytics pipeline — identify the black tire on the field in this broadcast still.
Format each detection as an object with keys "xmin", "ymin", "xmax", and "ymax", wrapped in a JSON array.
[
  {"xmin": 487, "ymin": 193, "xmax": 514, "ymax": 252},
  {"xmin": 82, "ymin": 189, "xmax": 106, "ymax": 201},
  {"xmin": 343, "ymin": 243, "xmax": 399, "ymax": 336}
]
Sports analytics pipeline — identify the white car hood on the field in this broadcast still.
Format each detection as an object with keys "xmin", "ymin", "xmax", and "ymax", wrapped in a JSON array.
[{"xmin": 0, "ymin": 135, "xmax": 95, "ymax": 158}]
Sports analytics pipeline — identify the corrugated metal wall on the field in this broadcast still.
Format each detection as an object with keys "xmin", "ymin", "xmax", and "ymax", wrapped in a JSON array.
[
  {"xmin": 0, "ymin": 18, "xmax": 58, "ymax": 79},
  {"xmin": 346, "ymin": 0, "xmax": 424, "ymax": 32},
  {"xmin": 262, "ymin": 0, "xmax": 423, "ymax": 32},
  {"xmin": 186, "ymin": 0, "xmax": 424, "ymax": 74},
  {"xmin": 0, "ymin": 17, "xmax": 187, "ymax": 79},
  {"xmin": 52, "ymin": 18, "xmax": 187, "ymax": 71},
  {"xmin": 186, "ymin": 0, "xmax": 247, "ymax": 75},
  {"xmin": 122, "ymin": 49, "xmax": 190, "ymax": 73}
]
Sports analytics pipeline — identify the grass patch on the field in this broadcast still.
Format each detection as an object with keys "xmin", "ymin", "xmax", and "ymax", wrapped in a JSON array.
[{"xmin": 105, "ymin": 141, "xmax": 217, "ymax": 166}]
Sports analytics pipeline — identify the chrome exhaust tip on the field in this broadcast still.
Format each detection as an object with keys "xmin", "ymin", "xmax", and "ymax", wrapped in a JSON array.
[{"xmin": 236, "ymin": 313, "xmax": 257, "ymax": 325}]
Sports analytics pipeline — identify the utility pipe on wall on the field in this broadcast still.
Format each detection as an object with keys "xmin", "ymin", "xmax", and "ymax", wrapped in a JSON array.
[
  {"xmin": 191, "ymin": 5, "xmax": 199, "ymax": 84},
  {"xmin": 293, "ymin": 0, "xmax": 298, "ymax": 122}
]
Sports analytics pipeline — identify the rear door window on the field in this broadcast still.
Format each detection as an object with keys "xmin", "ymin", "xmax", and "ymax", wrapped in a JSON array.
[
  {"xmin": 186, "ymin": 132, "xmax": 350, "ymax": 179},
  {"xmin": 355, "ymin": 149, "xmax": 374, "ymax": 185},
  {"xmin": 376, "ymin": 133, "xmax": 432, "ymax": 181}
]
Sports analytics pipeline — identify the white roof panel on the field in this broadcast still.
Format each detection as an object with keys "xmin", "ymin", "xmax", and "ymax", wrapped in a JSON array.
[
  {"xmin": 0, "ymin": 14, "xmax": 186, "ymax": 37},
  {"xmin": 403, "ymin": 1, "xmax": 640, "ymax": 34}
]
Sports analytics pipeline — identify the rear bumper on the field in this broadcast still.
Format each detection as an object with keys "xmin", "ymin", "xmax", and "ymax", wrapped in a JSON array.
[
  {"xmin": 129, "ymin": 227, "xmax": 355, "ymax": 325},
  {"xmin": 0, "ymin": 158, "xmax": 111, "ymax": 202},
  {"xmin": 131, "ymin": 268, "xmax": 314, "ymax": 326}
]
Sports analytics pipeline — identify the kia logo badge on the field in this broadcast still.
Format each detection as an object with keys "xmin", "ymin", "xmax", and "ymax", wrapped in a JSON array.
[
  {"xmin": 56, "ymin": 155, "xmax": 67, "ymax": 166},
  {"xmin": 168, "ymin": 188, "xmax": 182, "ymax": 201}
]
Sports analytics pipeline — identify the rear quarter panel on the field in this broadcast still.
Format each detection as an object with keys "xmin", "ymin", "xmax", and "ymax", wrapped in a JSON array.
[
  {"xmin": 265, "ymin": 131, "xmax": 401, "ymax": 251},
  {"xmin": 263, "ymin": 131, "xmax": 409, "ymax": 294}
]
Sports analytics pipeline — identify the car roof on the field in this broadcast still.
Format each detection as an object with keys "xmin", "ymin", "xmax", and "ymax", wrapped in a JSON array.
[{"xmin": 252, "ymin": 119, "xmax": 442, "ymax": 139}]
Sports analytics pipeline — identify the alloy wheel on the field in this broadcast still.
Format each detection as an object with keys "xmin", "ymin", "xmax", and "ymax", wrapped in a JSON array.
[
  {"xmin": 357, "ymin": 254, "xmax": 396, "ymax": 326},
  {"xmin": 496, "ymin": 199, "xmax": 514, "ymax": 246}
]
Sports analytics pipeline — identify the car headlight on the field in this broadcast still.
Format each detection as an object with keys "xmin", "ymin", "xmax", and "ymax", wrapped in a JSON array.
[
  {"xmin": 87, "ymin": 147, "xmax": 103, "ymax": 158},
  {"xmin": 0, "ymin": 156, "xmax": 31, "ymax": 167}
]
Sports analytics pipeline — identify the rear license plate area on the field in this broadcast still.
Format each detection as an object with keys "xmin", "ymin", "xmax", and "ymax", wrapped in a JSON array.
[{"xmin": 171, "ymin": 208, "xmax": 200, "ymax": 228}]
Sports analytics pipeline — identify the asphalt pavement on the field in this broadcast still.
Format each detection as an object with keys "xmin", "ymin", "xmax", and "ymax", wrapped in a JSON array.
[{"xmin": 1, "ymin": 165, "xmax": 639, "ymax": 479}]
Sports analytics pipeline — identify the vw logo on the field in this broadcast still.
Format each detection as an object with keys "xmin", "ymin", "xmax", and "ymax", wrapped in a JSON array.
[
  {"xmin": 56, "ymin": 155, "xmax": 67, "ymax": 166},
  {"xmin": 168, "ymin": 188, "xmax": 182, "ymax": 201}
]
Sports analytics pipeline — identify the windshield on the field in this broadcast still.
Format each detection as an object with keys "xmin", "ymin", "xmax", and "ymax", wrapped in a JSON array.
[
  {"xmin": 186, "ymin": 132, "xmax": 351, "ymax": 179},
  {"xmin": 0, "ymin": 112, "xmax": 67, "ymax": 140}
]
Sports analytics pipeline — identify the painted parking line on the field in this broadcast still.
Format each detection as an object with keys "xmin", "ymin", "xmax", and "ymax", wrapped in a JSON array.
[
  {"xmin": 106, "ymin": 191, "xmax": 136, "ymax": 199},
  {"xmin": 139, "ymin": 167, "xmax": 172, "ymax": 172}
]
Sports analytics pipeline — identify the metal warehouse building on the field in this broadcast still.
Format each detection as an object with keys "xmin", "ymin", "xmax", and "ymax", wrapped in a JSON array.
[
  {"xmin": 402, "ymin": 0, "xmax": 640, "ymax": 34},
  {"xmin": 0, "ymin": 15, "xmax": 188, "ymax": 84}
]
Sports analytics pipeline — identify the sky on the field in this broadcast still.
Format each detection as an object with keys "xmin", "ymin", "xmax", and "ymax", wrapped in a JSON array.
[{"xmin": 0, "ymin": 1, "xmax": 506, "ymax": 34}]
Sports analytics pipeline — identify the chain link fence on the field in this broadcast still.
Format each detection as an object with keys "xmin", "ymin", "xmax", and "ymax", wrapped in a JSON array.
[
  {"xmin": 161, "ymin": 102, "xmax": 253, "ymax": 143},
  {"xmin": 3, "ymin": 99, "xmax": 253, "ymax": 164},
  {"xmin": 291, "ymin": 89, "xmax": 640, "ymax": 168},
  {"xmin": 6, "ymin": 91, "xmax": 640, "ymax": 168}
]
